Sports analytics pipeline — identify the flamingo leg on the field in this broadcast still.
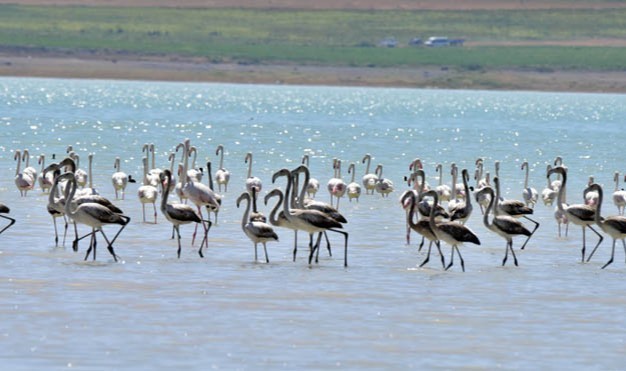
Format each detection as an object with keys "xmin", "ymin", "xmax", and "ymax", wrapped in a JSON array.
[
  {"xmin": 0, "ymin": 215, "xmax": 16, "ymax": 235},
  {"xmin": 197, "ymin": 219, "xmax": 211, "ymax": 257},
  {"xmin": 51, "ymin": 216, "xmax": 59, "ymax": 246},
  {"xmin": 142, "ymin": 203, "xmax": 146, "ymax": 223},
  {"xmin": 585, "ymin": 225, "xmax": 604, "ymax": 262},
  {"xmin": 418, "ymin": 236, "xmax": 425, "ymax": 252},
  {"xmin": 435, "ymin": 241, "xmax": 446, "ymax": 268},
  {"xmin": 254, "ymin": 242, "xmax": 258, "ymax": 262},
  {"xmin": 105, "ymin": 215, "xmax": 131, "ymax": 251},
  {"xmin": 520, "ymin": 216, "xmax": 540, "ymax": 250},
  {"xmin": 455, "ymin": 245, "xmax": 466, "ymax": 272},
  {"xmin": 327, "ymin": 228, "xmax": 349, "ymax": 267},
  {"xmin": 445, "ymin": 247, "xmax": 455, "ymax": 271},
  {"xmin": 419, "ymin": 241, "xmax": 433, "ymax": 267},
  {"xmin": 98, "ymin": 229, "xmax": 119, "ymax": 262},
  {"xmin": 510, "ymin": 241, "xmax": 519, "ymax": 266},
  {"xmin": 175, "ymin": 225, "xmax": 182, "ymax": 258},
  {"xmin": 308, "ymin": 233, "xmax": 323, "ymax": 265},
  {"xmin": 502, "ymin": 241, "xmax": 509, "ymax": 266},
  {"xmin": 153, "ymin": 203, "xmax": 158, "ymax": 224},
  {"xmin": 73, "ymin": 229, "xmax": 95, "ymax": 252},
  {"xmin": 263, "ymin": 242, "xmax": 269, "ymax": 263},
  {"xmin": 292, "ymin": 232, "xmax": 298, "ymax": 262},
  {"xmin": 62, "ymin": 216, "xmax": 69, "ymax": 246},
  {"xmin": 324, "ymin": 231, "xmax": 332, "ymax": 256},
  {"xmin": 601, "ymin": 240, "xmax": 616, "ymax": 269}
]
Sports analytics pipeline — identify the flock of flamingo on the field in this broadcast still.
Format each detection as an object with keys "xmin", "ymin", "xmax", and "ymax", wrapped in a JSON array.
[{"xmin": 3, "ymin": 141, "xmax": 626, "ymax": 271}]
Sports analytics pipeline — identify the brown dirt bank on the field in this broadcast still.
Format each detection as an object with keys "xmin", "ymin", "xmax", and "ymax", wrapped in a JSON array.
[
  {"xmin": 0, "ymin": 51, "xmax": 625, "ymax": 93},
  {"xmin": 2, "ymin": 0, "xmax": 626, "ymax": 10}
]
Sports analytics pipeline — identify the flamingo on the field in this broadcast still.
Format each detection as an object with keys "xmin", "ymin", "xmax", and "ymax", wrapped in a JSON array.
[
  {"xmin": 138, "ymin": 157, "xmax": 158, "ymax": 224},
  {"xmin": 147, "ymin": 143, "xmax": 163, "ymax": 181},
  {"xmin": 547, "ymin": 166, "xmax": 602, "ymax": 262},
  {"xmin": 476, "ymin": 184, "xmax": 531, "ymax": 267},
  {"xmin": 179, "ymin": 139, "xmax": 220, "ymax": 245},
  {"xmin": 346, "ymin": 162, "xmax": 361, "ymax": 202},
  {"xmin": 46, "ymin": 169, "xmax": 70, "ymax": 246},
  {"xmin": 142, "ymin": 144, "xmax": 160, "ymax": 187},
  {"xmin": 0, "ymin": 202, "xmax": 16, "ymax": 236},
  {"xmin": 405, "ymin": 170, "xmax": 449, "ymax": 247},
  {"xmin": 236, "ymin": 192, "xmax": 278, "ymax": 263},
  {"xmin": 21, "ymin": 149, "xmax": 38, "ymax": 181},
  {"xmin": 272, "ymin": 168, "xmax": 348, "ymax": 267},
  {"xmin": 301, "ymin": 154, "xmax": 320, "ymax": 198},
  {"xmin": 165, "ymin": 152, "xmax": 177, "ymax": 192},
  {"xmin": 265, "ymin": 188, "xmax": 301, "ymax": 262},
  {"xmin": 294, "ymin": 164, "xmax": 347, "ymax": 258},
  {"xmin": 361, "ymin": 154, "xmax": 378, "ymax": 195},
  {"xmin": 474, "ymin": 170, "xmax": 491, "ymax": 214},
  {"xmin": 205, "ymin": 161, "xmax": 223, "ymax": 224},
  {"xmin": 14, "ymin": 150, "xmax": 35, "ymax": 196},
  {"xmin": 493, "ymin": 170, "xmax": 539, "ymax": 249},
  {"xmin": 68, "ymin": 151, "xmax": 88, "ymax": 188},
  {"xmin": 584, "ymin": 183, "xmax": 626, "ymax": 269},
  {"xmin": 449, "ymin": 168, "xmax": 474, "ymax": 224},
  {"xmin": 474, "ymin": 158, "xmax": 489, "ymax": 189},
  {"xmin": 215, "ymin": 144, "xmax": 231, "ymax": 192},
  {"xmin": 374, "ymin": 164, "xmax": 394, "ymax": 198},
  {"xmin": 541, "ymin": 164, "xmax": 558, "ymax": 206},
  {"xmin": 244, "ymin": 152, "xmax": 262, "ymax": 194},
  {"xmin": 327, "ymin": 158, "xmax": 346, "ymax": 208},
  {"xmin": 60, "ymin": 172, "xmax": 130, "ymax": 262},
  {"xmin": 37, "ymin": 154, "xmax": 54, "ymax": 193},
  {"xmin": 584, "ymin": 176, "xmax": 599, "ymax": 208},
  {"xmin": 448, "ymin": 164, "xmax": 463, "ymax": 213},
  {"xmin": 401, "ymin": 191, "xmax": 445, "ymax": 269},
  {"xmin": 425, "ymin": 190, "xmax": 480, "ymax": 272},
  {"xmin": 521, "ymin": 161, "xmax": 538, "ymax": 208},
  {"xmin": 613, "ymin": 172, "xmax": 626, "ymax": 215},
  {"xmin": 111, "ymin": 157, "xmax": 129, "ymax": 200},
  {"xmin": 186, "ymin": 145, "xmax": 203, "ymax": 183},
  {"xmin": 434, "ymin": 163, "xmax": 452, "ymax": 202},
  {"xmin": 159, "ymin": 169, "xmax": 208, "ymax": 258}
]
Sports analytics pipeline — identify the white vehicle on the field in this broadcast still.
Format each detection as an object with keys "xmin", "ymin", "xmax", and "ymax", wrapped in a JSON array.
[{"xmin": 425, "ymin": 36, "xmax": 450, "ymax": 47}]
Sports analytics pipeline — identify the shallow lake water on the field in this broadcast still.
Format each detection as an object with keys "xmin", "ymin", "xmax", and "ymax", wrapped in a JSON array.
[{"xmin": 1, "ymin": 78, "xmax": 625, "ymax": 369}]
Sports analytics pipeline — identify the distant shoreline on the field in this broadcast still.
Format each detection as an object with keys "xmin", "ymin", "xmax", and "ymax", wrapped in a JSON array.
[{"xmin": 1, "ymin": 52, "xmax": 625, "ymax": 93}]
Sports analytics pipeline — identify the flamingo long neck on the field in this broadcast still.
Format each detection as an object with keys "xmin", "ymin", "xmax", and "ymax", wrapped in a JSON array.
[
  {"xmin": 142, "ymin": 157, "xmax": 149, "ymax": 185},
  {"xmin": 88, "ymin": 155, "xmax": 94, "ymax": 189},
  {"xmin": 349, "ymin": 164, "xmax": 356, "ymax": 183},
  {"xmin": 160, "ymin": 172, "xmax": 172, "ymax": 213},
  {"xmin": 614, "ymin": 173, "xmax": 619, "ymax": 191},
  {"xmin": 593, "ymin": 185, "xmax": 603, "ymax": 225},
  {"xmin": 218, "ymin": 147, "xmax": 225, "ymax": 169},
  {"xmin": 462, "ymin": 170, "xmax": 472, "ymax": 206},
  {"xmin": 267, "ymin": 190, "xmax": 283, "ymax": 226},
  {"xmin": 169, "ymin": 153, "xmax": 175, "ymax": 172},
  {"xmin": 524, "ymin": 163, "xmax": 530, "ymax": 188},
  {"xmin": 418, "ymin": 171, "xmax": 426, "ymax": 196},
  {"xmin": 494, "ymin": 176, "xmax": 503, "ymax": 215},
  {"xmin": 207, "ymin": 162, "xmax": 214, "ymax": 190},
  {"xmin": 364, "ymin": 156, "xmax": 371, "ymax": 174},
  {"xmin": 546, "ymin": 165, "xmax": 552, "ymax": 187},
  {"xmin": 336, "ymin": 160, "xmax": 342, "ymax": 179},
  {"xmin": 451, "ymin": 166, "xmax": 457, "ymax": 195},
  {"xmin": 240, "ymin": 194, "xmax": 251, "ymax": 230},
  {"xmin": 437, "ymin": 164, "xmax": 443, "ymax": 186},
  {"xmin": 298, "ymin": 167, "xmax": 310, "ymax": 208},
  {"xmin": 23, "ymin": 150, "xmax": 30, "ymax": 168},
  {"xmin": 15, "ymin": 151, "xmax": 21, "ymax": 176},
  {"xmin": 63, "ymin": 175, "xmax": 78, "ymax": 219},
  {"xmin": 181, "ymin": 142, "xmax": 190, "ymax": 187},
  {"xmin": 49, "ymin": 171, "xmax": 61, "ymax": 205},
  {"xmin": 406, "ymin": 193, "xmax": 417, "ymax": 229},
  {"xmin": 282, "ymin": 171, "xmax": 293, "ymax": 219},
  {"xmin": 555, "ymin": 169, "xmax": 567, "ymax": 213},
  {"xmin": 39, "ymin": 155, "xmax": 45, "ymax": 173},
  {"xmin": 482, "ymin": 188, "xmax": 495, "ymax": 230},
  {"xmin": 151, "ymin": 145, "xmax": 156, "ymax": 170},
  {"xmin": 114, "ymin": 158, "xmax": 120, "ymax": 172},
  {"xmin": 428, "ymin": 192, "xmax": 439, "ymax": 228}
]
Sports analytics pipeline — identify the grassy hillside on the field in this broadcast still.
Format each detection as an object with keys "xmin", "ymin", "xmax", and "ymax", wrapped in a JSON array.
[{"xmin": 1, "ymin": 4, "xmax": 625, "ymax": 70}]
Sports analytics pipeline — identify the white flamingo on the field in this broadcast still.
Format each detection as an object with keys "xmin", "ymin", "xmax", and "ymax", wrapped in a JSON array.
[
  {"xmin": 37, "ymin": 154, "xmax": 54, "ymax": 193},
  {"xmin": 346, "ymin": 162, "xmax": 361, "ymax": 202},
  {"xmin": 111, "ymin": 157, "xmax": 129, "ymax": 200},
  {"xmin": 14, "ymin": 149, "xmax": 35, "ymax": 196},
  {"xmin": 138, "ymin": 157, "xmax": 158, "ymax": 224},
  {"xmin": 142, "ymin": 144, "xmax": 160, "ymax": 187},
  {"xmin": 215, "ymin": 144, "xmax": 231, "ymax": 192},
  {"xmin": 46, "ymin": 168, "xmax": 69, "ymax": 246},
  {"xmin": 327, "ymin": 159, "xmax": 346, "ymax": 208},
  {"xmin": 159, "ymin": 169, "xmax": 208, "ymax": 258},
  {"xmin": 244, "ymin": 152, "xmax": 262, "ymax": 194},
  {"xmin": 474, "ymin": 170, "xmax": 491, "ymax": 214},
  {"xmin": 21, "ymin": 149, "xmax": 38, "ymax": 180},
  {"xmin": 521, "ymin": 161, "xmax": 538, "ymax": 208},
  {"xmin": 434, "ymin": 163, "xmax": 452, "ymax": 202},
  {"xmin": 301, "ymin": 154, "xmax": 319, "ymax": 198},
  {"xmin": 361, "ymin": 154, "xmax": 378, "ymax": 195},
  {"xmin": 584, "ymin": 176, "xmax": 599, "ymax": 208},
  {"xmin": 68, "ymin": 151, "xmax": 88, "ymax": 188},
  {"xmin": 186, "ymin": 145, "xmax": 203, "ymax": 183},
  {"xmin": 541, "ymin": 164, "xmax": 558, "ymax": 206},
  {"xmin": 237, "ymin": 191, "xmax": 278, "ymax": 263},
  {"xmin": 374, "ymin": 164, "xmax": 394, "ymax": 198},
  {"xmin": 613, "ymin": 172, "xmax": 626, "ymax": 215},
  {"xmin": 205, "ymin": 161, "xmax": 223, "ymax": 224},
  {"xmin": 449, "ymin": 168, "xmax": 473, "ymax": 224}
]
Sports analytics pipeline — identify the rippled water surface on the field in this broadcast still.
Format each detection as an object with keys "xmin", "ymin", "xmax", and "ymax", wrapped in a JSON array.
[{"xmin": 1, "ymin": 78, "xmax": 626, "ymax": 369}]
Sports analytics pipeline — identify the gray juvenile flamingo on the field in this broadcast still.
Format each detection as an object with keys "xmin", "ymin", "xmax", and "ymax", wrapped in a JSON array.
[{"xmin": 236, "ymin": 191, "xmax": 278, "ymax": 263}]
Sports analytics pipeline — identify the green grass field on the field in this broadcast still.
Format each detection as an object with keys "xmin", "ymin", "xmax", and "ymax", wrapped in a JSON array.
[{"xmin": 1, "ymin": 4, "xmax": 625, "ymax": 70}]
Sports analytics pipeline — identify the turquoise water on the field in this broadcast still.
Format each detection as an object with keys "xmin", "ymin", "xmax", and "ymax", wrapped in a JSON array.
[{"xmin": 1, "ymin": 77, "xmax": 626, "ymax": 369}]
